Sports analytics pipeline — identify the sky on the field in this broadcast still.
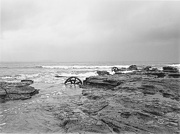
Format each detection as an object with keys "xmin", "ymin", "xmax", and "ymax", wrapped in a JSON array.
[{"xmin": 0, "ymin": 0, "xmax": 180, "ymax": 63}]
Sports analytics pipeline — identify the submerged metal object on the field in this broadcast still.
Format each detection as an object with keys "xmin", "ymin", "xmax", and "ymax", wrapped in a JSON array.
[
  {"xmin": 64, "ymin": 77, "xmax": 82, "ymax": 85},
  {"xmin": 111, "ymin": 67, "xmax": 119, "ymax": 72}
]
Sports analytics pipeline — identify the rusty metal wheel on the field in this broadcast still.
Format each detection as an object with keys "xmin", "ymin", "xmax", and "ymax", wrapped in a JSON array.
[
  {"xmin": 64, "ymin": 77, "xmax": 82, "ymax": 85},
  {"xmin": 111, "ymin": 67, "xmax": 119, "ymax": 72}
]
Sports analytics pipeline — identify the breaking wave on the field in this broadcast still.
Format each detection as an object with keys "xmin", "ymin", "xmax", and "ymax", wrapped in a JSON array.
[
  {"xmin": 56, "ymin": 72, "xmax": 98, "ymax": 77},
  {"xmin": 0, "ymin": 71, "xmax": 98, "ymax": 83},
  {"xmin": 38, "ymin": 65, "xmax": 130, "ymax": 69},
  {"xmin": 169, "ymin": 64, "xmax": 180, "ymax": 71},
  {"xmin": 169, "ymin": 64, "xmax": 180, "ymax": 68}
]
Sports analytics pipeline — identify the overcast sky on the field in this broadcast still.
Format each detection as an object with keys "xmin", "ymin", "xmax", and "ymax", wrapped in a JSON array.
[{"xmin": 0, "ymin": 0, "xmax": 180, "ymax": 63}]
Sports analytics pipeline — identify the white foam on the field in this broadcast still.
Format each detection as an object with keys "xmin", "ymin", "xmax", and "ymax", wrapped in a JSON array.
[
  {"xmin": 41, "ymin": 65, "xmax": 129, "ymax": 69},
  {"xmin": 1, "ymin": 73, "xmax": 41, "ymax": 82},
  {"xmin": 59, "ymin": 72, "xmax": 97, "ymax": 77},
  {"xmin": 122, "ymin": 70, "xmax": 134, "ymax": 73},
  {"xmin": 169, "ymin": 64, "xmax": 180, "ymax": 67},
  {"xmin": 0, "ymin": 123, "xmax": 6, "ymax": 126},
  {"xmin": 15, "ymin": 73, "xmax": 40, "ymax": 79},
  {"xmin": 168, "ymin": 63, "xmax": 180, "ymax": 71},
  {"xmin": 0, "ymin": 64, "xmax": 131, "ymax": 84},
  {"xmin": 1, "ymin": 76, "xmax": 13, "ymax": 79}
]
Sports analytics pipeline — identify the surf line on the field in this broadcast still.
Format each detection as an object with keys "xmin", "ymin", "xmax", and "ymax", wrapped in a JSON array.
[{"xmin": 0, "ymin": 123, "xmax": 6, "ymax": 126}]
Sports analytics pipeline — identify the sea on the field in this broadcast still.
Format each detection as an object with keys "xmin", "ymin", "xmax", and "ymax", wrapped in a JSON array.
[{"xmin": 0, "ymin": 62, "xmax": 179, "ymax": 133}]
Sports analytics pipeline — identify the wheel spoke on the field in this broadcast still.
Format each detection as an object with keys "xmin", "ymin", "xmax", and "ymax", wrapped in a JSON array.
[{"xmin": 64, "ymin": 77, "xmax": 82, "ymax": 85}]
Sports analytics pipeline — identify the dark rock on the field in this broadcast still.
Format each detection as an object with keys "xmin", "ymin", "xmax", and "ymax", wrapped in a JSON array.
[
  {"xmin": 97, "ymin": 71, "xmax": 110, "ymax": 76},
  {"xmin": 55, "ymin": 75, "xmax": 64, "ymax": 78},
  {"xmin": 145, "ymin": 72, "xmax": 166, "ymax": 78},
  {"xmin": 163, "ymin": 66, "xmax": 179, "ymax": 73},
  {"xmin": 21, "ymin": 79, "xmax": 34, "ymax": 85},
  {"xmin": 168, "ymin": 73, "xmax": 180, "ymax": 78},
  {"xmin": 143, "ymin": 66, "xmax": 152, "ymax": 71},
  {"xmin": 150, "ymin": 67, "xmax": 159, "ymax": 72},
  {"xmin": 111, "ymin": 67, "xmax": 120, "ymax": 72},
  {"xmin": 112, "ymin": 68, "xmax": 127, "ymax": 74},
  {"xmin": 119, "ymin": 67, "xmax": 127, "ymax": 71},
  {"xmin": 0, "ymin": 82, "xmax": 39, "ymax": 101},
  {"xmin": 128, "ymin": 65, "xmax": 138, "ymax": 70},
  {"xmin": 143, "ymin": 66, "xmax": 159, "ymax": 72},
  {"xmin": 83, "ymin": 76, "xmax": 121, "ymax": 88}
]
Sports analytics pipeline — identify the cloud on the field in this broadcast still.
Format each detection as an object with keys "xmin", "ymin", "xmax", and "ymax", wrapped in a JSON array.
[
  {"xmin": 0, "ymin": 0, "xmax": 180, "ymax": 62},
  {"xmin": 87, "ymin": 1, "xmax": 180, "ymax": 44},
  {"xmin": 1, "ymin": 0, "xmax": 39, "ymax": 32}
]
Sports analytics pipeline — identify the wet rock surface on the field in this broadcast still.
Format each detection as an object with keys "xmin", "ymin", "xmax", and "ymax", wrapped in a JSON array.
[
  {"xmin": 163, "ymin": 66, "xmax": 179, "ymax": 73},
  {"xmin": 51, "ymin": 66, "xmax": 180, "ymax": 134},
  {"xmin": 0, "ymin": 81, "xmax": 39, "ymax": 102},
  {"xmin": 128, "ymin": 65, "xmax": 138, "ymax": 70},
  {"xmin": 2, "ymin": 65, "xmax": 179, "ymax": 133},
  {"xmin": 97, "ymin": 70, "xmax": 110, "ymax": 76},
  {"xmin": 113, "ymin": 65, "xmax": 180, "ymax": 79}
]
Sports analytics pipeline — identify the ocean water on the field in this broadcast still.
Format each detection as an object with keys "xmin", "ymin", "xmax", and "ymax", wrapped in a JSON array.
[{"xmin": 0, "ymin": 62, "xmax": 179, "ymax": 133}]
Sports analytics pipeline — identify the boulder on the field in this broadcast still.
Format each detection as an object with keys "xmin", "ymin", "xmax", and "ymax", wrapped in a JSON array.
[
  {"xmin": 128, "ymin": 65, "xmax": 138, "ymax": 70},
  {"xmin": 143, "ymin": 66, "xmax": 152, "ymax": 71},
  {"xmin": 143, "ymin": 66, "xmax": 159, "ymax": 72},
  {"xmin": 83, "ymin": 76, "xmax": 121, "ymax": 88},
  {"xmin": 0, "ymin": 82, "xmax": 39, "ymax": 101},
  {"xmin": 119, "ymin": 67, "xmax": 127, "ymax": 71},
  {"xmin": 96, "ymin": 71, "xmax": 110, "ymax": 76},
  {"xmin": 163, "ymin": 66, "xmax": 179, "ymax": 73},
  {"xmin": 111, "ymin": 67, "xmax": 120, "ymax": 72},
  {"xmin": 150, "ymin": 67, "xmax": 159, "ymax": 72}
]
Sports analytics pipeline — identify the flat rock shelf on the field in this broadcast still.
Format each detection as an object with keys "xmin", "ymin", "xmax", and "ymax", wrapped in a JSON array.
[
  {"xmin": 50, "ymin": 66, "xmax": 180, "ymax": 134},
  {"xmin": 0, "ymin": 81, "xmax": 39, "ymax": 102}
]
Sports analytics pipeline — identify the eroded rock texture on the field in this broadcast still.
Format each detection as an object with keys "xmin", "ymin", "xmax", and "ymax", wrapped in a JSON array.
[
  {"xmin": 0, "ymin": 81, "xmax": 39, "ymax": 102},
  {"xmin": 53, "ymin": 67, "xmax": 180, "ymax": 134}
]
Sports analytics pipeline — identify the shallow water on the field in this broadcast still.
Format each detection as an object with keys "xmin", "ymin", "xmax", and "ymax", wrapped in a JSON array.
[{"xmin": 0, "ymin": 83, "xmax": 82, "ymax": 133}]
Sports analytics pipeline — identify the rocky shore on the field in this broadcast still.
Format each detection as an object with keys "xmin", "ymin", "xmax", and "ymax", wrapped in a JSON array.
[
  {"xmin": 49, "ymin": 65, "xmax": 180, "ymax": 134},
  {"xmin": 0, "ymin": 65, "xmax": 180, "ymax": 134}
]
